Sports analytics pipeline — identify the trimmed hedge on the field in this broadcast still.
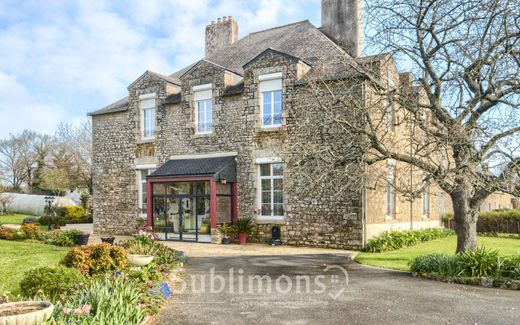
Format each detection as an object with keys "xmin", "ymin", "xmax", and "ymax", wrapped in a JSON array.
[
  {"xmin": 443, "ymin": 209, "xmax": 520, "ymax": 234},
  {"xmin": 365, "ymin": 228, "xmax": 454, "ymax": 253}
]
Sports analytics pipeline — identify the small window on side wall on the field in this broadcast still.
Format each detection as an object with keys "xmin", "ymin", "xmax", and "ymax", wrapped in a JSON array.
[
  {"xmin": 259, "ymin": 72, "xmax": 282, "ymax": 127},
  {"xmin": 386, "ymin": 159, "xmax": 396, "ymax": 219},
  {"xmin": 140, "ymin": 94, "xmax": 156, "ymax": 140},
  {"xmin": 193, "ymin": 84, "xmax": 213, "ymax": 134}
]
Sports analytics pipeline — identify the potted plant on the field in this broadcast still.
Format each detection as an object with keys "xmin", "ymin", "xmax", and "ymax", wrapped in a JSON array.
[
  {"xmin": 75, "ymin": 231, "xmax": 90, "ymax": 245},
  {"xmin": 101, "ymin": 236, "xmax": 115, "ymax": 244},
  {"xmin": 0, "ymin": 301, "xmax": 54, "ymax": 325},
  {"xmin": 126, "ymin": 241, "xmax": 154, "ymax": 267},
  {"xmin": 235, "ymin": 217, "xmax": 255, "ymax": 245},
  {"xmin": 200, "ymin": 219, "xmax": 210, "ymax": 234},
  {"xmin": 217, "ymin": 223, "xmax": 234, "ymax": 244}
]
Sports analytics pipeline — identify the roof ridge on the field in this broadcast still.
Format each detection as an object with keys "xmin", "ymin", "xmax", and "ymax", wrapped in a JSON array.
[{"xmin": 248, "ymin": 20, "xmax": 310, "ymax": 36}]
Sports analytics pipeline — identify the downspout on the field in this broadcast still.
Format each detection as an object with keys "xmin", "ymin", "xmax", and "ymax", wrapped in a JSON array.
[{"xmin": 362, "ymin": 82, "xmax": 368, "ymax": 247}]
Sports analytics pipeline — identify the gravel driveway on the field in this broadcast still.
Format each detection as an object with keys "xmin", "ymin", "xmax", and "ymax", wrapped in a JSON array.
[{"xmin": 153, "ymin": 247, "xmax": 520, "ymax": 325}]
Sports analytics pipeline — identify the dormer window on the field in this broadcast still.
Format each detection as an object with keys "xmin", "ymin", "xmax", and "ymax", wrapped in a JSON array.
[
  {"xmin": 193, "ymin": 84, "xmax": 213, "ymax": 134},
  {"xmin": 259, "ymin": 72, "xmax": 282, "ymax": 127},
  {"xmin": 140, "ymin": 93, "xmax": 156, "ymax": 140}
]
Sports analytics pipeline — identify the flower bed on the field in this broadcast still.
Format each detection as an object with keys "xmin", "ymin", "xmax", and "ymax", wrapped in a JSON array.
[
  {"xmin": 409, "ymin": 246, "xmax": 520, "ymax": 289},
  {"xmin": 364, "ymin": 228, "xmax": 454, "ymax": 253},
  {"xmin": 0, "ymin": 223, "xmax": 85, "ymax": 247},
  {"xmin": 3, "ymin": 233, "xmax": 187, "ymax": 324}
]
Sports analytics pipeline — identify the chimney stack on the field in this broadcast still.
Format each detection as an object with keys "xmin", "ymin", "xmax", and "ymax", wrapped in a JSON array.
[
  {"xmin": 205, "ymin": 16, "xmax": 238, "ymax": 57},
  {"xmin": 321, "ymin": 0, "xmax": 362, "ymax": 58}
]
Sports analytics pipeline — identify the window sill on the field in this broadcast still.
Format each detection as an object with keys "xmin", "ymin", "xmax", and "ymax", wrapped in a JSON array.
[
  {"xmin": 256, "ymin": 216, "xmax": 285, "ymax": 224},
  {"xmin": 138, "ymin": 138, "xmax": 155, "ymax": 144},
  {"xmin": 257, "ymin": 125, "xmax": 283, "ymax": 132},
  {"xmin": 193, "ymin": 132, "xmax": 214, "ymax": 138}
]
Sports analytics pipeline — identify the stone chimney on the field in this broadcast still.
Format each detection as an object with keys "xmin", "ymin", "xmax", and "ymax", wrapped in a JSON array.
[
  {"xmin": 205, "ymin": 16, "xmax": 238, "ymax": 57},
  {"xmin": 321, "ymin": 0, "xmax": 362, "ymax": 58}
]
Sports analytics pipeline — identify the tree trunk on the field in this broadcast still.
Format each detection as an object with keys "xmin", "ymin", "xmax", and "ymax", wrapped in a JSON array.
[{"xmin": 451, "ymin": 190, "xmax": 478, "ymax": 253}]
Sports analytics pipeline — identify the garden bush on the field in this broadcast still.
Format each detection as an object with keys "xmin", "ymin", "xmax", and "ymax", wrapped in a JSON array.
[
  {"xmin": 62, "ymin": 243, "xmax": 128, "ymax": 275},
  {"xmin": 55, "ymin": 206, "xmax": 86, "ymax": 219},
  {"xmin": 51, "ymin": 274, "xmax": 146, "ymax": 325},
  {"xmin": 41, "ymin": 229, "xmax": 81, "ymax": 246},
  {"xmin": 409, "ymin": 247, "xmax": 520, "ymax": 281},
  {"xmin": 364, "ymin": 228, "xmax": 454, "ymax": 252},
  {"xmin": 0, "ymin": 227, "xmax": 15, "ymax": 240},
  {"xmin": 21, "ymin": 224, "xmax": 42, "ymax": 240},
  {"xmin": 19, "ymin": 266, "xmax": 85, "ymax": 301}
]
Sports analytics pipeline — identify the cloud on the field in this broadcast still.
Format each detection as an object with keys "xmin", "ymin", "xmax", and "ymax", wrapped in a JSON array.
[{"xmin": 0, "ymin": 0, "xmax": 319, "ymax": 138}]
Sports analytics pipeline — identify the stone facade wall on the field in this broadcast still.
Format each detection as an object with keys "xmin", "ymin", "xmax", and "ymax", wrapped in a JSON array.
[
  {"xmin": 92, "ymin": 50, "xmax": 364, "ymax": 248},
  {"xmin": 91, "ymin": 112, "xmax": 136, "ymax": 234}
]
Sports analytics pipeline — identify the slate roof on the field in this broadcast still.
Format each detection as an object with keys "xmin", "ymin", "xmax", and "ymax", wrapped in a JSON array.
[
  {"xmin": 88, "ymin": 96, "xmax": 129, "ymax": 116},
  {"xmin": 149, "ymin": 156, "xmax": 237, "ymax": 182},
  {"xmin": 90, "ymin": 20, "xmax": 357, "ymax": 116}
]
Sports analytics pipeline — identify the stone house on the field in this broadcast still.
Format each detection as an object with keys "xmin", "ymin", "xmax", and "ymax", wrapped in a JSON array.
[{"xmin": 89, "ymin": 0, "xmax": 517, "ymax": 249}]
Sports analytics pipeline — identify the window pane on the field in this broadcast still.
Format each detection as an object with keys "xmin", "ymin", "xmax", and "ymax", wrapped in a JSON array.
[
  {"xmin": 261, "ymin": 179, "xmax": 271, "ymax": 192},
  {"xmin": 197, "ymin": 101, "xmax": 205, "ymax": 132},
  {"xmin": 261, "ymin": 204, "xmax": 272, "ymax": 216},
  {"xmin": 273, "ymin": 90, "xmax": 282, "ymax": 103},
  {"xmin": 261, "ymin": 191, "xmax": 271, "ymax": 204},
  {"xmin": 262, "ymin": 92, "xmax": 272, "ymax": 126},
  {"xmin": 273, "ymin": 178, "xmax": 283, "ymax": 191},
  {"xmin": 260, "ymin": 164, "xmax": 270, "ymax": 177},
  {"xmin": 272, "ymin": 163, "xmax": 283, "ymax": 176},
  {"xmin": 273, "ymin": 191, "xmax": 283, "ymax": 204},
  {"xmin": 206, "ymin": 100, "xmax": 213, "ymax": 131},
  {"xmin": 273, "ymin": 203, "xmax": 284, "ymax": 216}
]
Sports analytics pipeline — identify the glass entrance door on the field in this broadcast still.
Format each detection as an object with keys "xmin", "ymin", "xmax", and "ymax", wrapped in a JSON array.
[{"xmin": 152, "ymin": 181, "xmax": 211, "ymax": 243}]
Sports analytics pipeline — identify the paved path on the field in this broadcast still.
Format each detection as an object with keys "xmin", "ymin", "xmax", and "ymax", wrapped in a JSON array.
[{"xmin": 154, "ymin": 245, "xmax": 520, "ymax": 325}]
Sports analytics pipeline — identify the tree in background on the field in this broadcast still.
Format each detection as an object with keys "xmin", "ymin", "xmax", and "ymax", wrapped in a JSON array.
[
  {"xmin": 0, "ymin": 130, "xmax": 37, "ymax": 191},
  {"xmin": 287, "ymin": 0, "xmax": 519, "ymax": 252}
]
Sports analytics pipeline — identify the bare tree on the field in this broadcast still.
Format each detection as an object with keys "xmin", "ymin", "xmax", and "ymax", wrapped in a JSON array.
[
  {"xmin": 53, "ymin": 120, "xmax": 92, "ymax": 192},
  {"xmin": 0, "ymin": 130, "xmax": 37, "ymax": 191},
  {"xmin": 287, "ymin": 0, "xmax": 519, "ymax": 252}
]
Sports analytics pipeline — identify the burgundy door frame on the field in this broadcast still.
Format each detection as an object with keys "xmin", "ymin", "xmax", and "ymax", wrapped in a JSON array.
[{"xmin": 146, "ymin": 177, "xmax": 238, "ymax": 230}]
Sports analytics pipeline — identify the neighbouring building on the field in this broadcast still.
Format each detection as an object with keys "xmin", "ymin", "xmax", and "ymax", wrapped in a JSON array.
[{"xmin": 89, "ymin": 0, "xmax": 518, "ymax": 248}]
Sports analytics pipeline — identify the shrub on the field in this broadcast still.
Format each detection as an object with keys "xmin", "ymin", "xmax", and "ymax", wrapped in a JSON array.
[
  {"xmin": 0, "ymin": 227, "xmax": 15, "ymax": 240},
  {"xmin": 409, "ymin": 253, "xmax": 459, "ymax": 278},
  {"xmin": 499, "ymin": 255, "xmax": 520, "ymax": 280},
  {"xmin": 41, "ymin": 230, "xmax": 81, "ymax": 246},
  {"xmin": 364, "ymin": 228, "xmax": 454, "ymax": 252},
  {"xmin": 62, "ymin": 243, "xmax": 128, "ymax": 275},
  {"xmin": 20, "ymin": 266, "xmax": 85, "ymax": 301},
  {"xmin": 457, "ymin": 246, "xmax": 499, "ymax": 278},
  {"xmin": 410, "ymin": 247, "xmax": 520, "ymax": 281},
  {"xmin": 55, "ymin": 206, "xmax": 86, "ymax": 219},
  {"xmin": 121, "ymin": 236, "xmax": 185, "ymax": 272},
  {"xmin": 52, "ymin": 274, "xmax": 146, "ymax": 325},
  {"xmin": 21, "ymin": 224, "xmax": 42, "ymax": 240}
]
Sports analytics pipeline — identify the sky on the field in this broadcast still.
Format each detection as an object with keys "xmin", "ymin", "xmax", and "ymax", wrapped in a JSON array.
[{"xmin": 0, "ymin": 0, "xmax": 321, "ymax": 138}]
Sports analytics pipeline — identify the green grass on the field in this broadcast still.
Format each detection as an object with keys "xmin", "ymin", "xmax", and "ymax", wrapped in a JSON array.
[
  {"xmin": 0, "ymin": 214, "xmax": 30, "ymax": 225},
  {"xmin": 0, "ymin": 240, "xmax": 69, "ymax": 295},
  {"xmin": 356, "ymin": 235, "xmax": 520, "ymax": 271}
]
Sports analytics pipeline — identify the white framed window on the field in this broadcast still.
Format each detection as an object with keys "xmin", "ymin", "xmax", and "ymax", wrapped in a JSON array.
[
  {"xmin": 385, "ymin": 159, "xmax": 396, "ymax": 219},
  {"xmin": 193, "ymin": 84, "xmax": 213, "ymax": 134},
  {"xmin": 258, "ymin": 160, "xmax": 284, "ymax": 220},
  {"xmin": 136, "ymin": 166, "xmax": 156, "ymax": 216},
  {"xmin": 259, "ymin": 72, "xmax": 282, "ymax": 127},
  {"xmin": 140, "ymin": 93, "xmax": 156, "ymax": 140},
  {"xmin": 422, "ymin": 178, "xmax": 430, "ymax": 217}
]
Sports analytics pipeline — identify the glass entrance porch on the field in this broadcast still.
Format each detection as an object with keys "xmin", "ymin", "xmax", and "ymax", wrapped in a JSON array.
[
  {"xmin": 145, "ymin": 155, "xmax": 238, "ymax": 243},
  {"xmin": 152, "ymin": 182, "xmax": 212, "ymax": 242}
]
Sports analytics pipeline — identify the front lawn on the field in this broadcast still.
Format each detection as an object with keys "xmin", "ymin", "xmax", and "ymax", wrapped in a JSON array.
[
  {"xmin": 0, "ymin": 240, "xmax": 69, "ymax": 295},
  {"xmin": 356, "ymin": 235, "xmax": 520, "ymax": 271},
  {"xmin": 0, "ymin": 214, "xmax": 30, "ymax": 225}
]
